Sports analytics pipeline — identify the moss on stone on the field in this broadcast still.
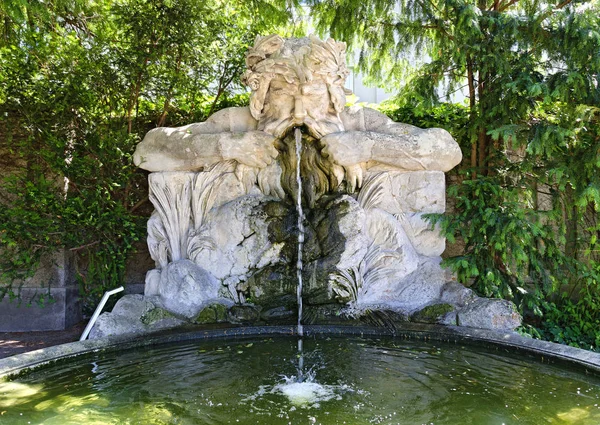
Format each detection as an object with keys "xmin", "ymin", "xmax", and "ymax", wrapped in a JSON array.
[
  {"xmin": 141, "ymin": 307, "xmax": 176, "ymax": 325},
  {"xmin": 244, "ymin": 266, "xmax": 296, "ymax": 310},
  {"xmin": 195, "ymin": 308, "xmax": 215, "ymax": 324},
  {"xmin": 227, "ymin": 304, "xmax": 261, "ymax": 324},
  {"xmin": 263, "ymin": 201, "xmax": 288, "ymax": 218},
  {"xmin": 411, "ymin": 303, "xmax": 455, "ymax": 324},
  {"xmin": 213, "ymin": 304, "xmax": 227, "ymax": 322},
  {"xmin": 194, "ymin": 304, "xmax": 229, "ymax": 324}
]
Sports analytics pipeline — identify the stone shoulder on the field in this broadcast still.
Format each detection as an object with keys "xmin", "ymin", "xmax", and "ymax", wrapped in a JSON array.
[
  {"xmin": 186, "ymin": 106, "xmax": 257, "ymax": 134},
  {"xmin": 341, "ymin": 106, "xmax": 419, "ymax": 134}
]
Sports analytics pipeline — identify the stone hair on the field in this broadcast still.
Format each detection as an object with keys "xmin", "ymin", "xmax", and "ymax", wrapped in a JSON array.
[{"xmin": 242, "ymin": 34, "xmax": 350, "ymax": 120}]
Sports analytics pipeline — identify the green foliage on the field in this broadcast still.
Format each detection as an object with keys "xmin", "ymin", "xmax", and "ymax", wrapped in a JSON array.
[
  {"xmin": 538, "ymin": 262, "xmax": 600, "ymax": 351},
  {"xmin": 433, "ymin": 177, "xmax": 564, "ymax": 309}
]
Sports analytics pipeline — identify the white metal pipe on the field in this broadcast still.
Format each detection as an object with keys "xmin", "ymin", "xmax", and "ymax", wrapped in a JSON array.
[{"xmin": 79, "ymin": 286, "xmax": 125, "ymax": 341}]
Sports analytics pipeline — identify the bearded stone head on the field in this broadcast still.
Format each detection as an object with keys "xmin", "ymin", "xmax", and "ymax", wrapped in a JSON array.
[{"xmin": 241, "ymin": 34, "xmax": 351, "ymax": 139}]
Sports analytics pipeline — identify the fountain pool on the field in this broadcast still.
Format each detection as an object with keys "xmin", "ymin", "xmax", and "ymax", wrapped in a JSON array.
[{"xmin": 1, "ymin": 330, "xmax": 600, "ymax": 425}]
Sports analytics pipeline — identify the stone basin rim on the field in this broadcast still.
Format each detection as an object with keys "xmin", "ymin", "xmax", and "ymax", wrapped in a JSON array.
[{"xmin": 2, "ymin": 323, "xmax": 600, "ymax": 380}]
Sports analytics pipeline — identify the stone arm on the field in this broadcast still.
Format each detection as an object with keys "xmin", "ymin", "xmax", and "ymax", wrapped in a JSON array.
[
  {"xmin": 133, "ymin": 107, "xmax": 278, "ymax": 172},
  {"xmin": 322, "ymin": 107, "xmax": 462, "ymax": 189}
]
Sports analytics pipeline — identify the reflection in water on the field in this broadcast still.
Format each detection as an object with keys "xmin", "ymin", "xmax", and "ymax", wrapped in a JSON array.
[{"xmin": 1, "ymin": 336, "xmax": 599, "ymax": 424}]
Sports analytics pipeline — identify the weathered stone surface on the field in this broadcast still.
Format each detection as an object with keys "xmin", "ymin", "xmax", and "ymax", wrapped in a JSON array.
[
  {"xmin": 411, "ymin": 303, "xmax": 455, "ymax": 324},
  {"xmin": 439, "ymin": 311, "xmax": 458, "ymax": 326},
  {"xmin": 304, "ymin": 195, "xmax": 369, "ymax": 304},
  {"xmin": 112, "ymin": 294, "xmax": 155, "ymax": 318},
  {"xmin": 314, "ymin": 195, "xmax": 368, "ymax": 270},
  {"xmin": 457, "ymin": 298, "xmax": 522, "ymax": 331},
  {"xmin": 158, "ymin": 260, "xmax": 221, "ymax": 319},
  {"xmin": 261, "ymin": 306, "xmax": 294, "ymax": 321},
  {"xmin": 244, "ymin": 268, "xmax": 296, "ymax": 310},
  {"xmin": 364, "ymin": 208, "xmax": 419, "ymax": 282},
  {"xmin": 0, "ymin": 249, "xmax": 80, "ymax": 332},
  {"xmin": 364, "ymin": 257, "xmax": 447, "ymax": 312},
  {"xmin": 228, "ymin": 305, "xmax": 260, "ymax": 324},
  {"xmin": 189, "ymin": 196, "xmax": 286, "ymax": 284},
  {"xmin": 130, "ymin": 34, "xmax": 468, "ymax": 326},
  {"xmin": 321, "ymin": 128, "xmax": 461, "ymax": 173},
  {"xmin": 396, "ymin": 213, "xmax": 445, "ymax": 257},
  {"xmin": 376, "ymin": 171, "xmax": 446, "ymax": 214},
  {"xmin": 303, "ymin": 304, "xmax": 351, "ymax": 324},
  {"xmin": 17, "ymin": 250, "xmax": 75, "ymax": 289},
  {"xmin": 88, "ymin": 311, "xmax": 147, "ymax": 339},
  {"xmin": 134, "ymin": 121, "xmax": 276, "ymax": 172},
  {"xmin": 89, "ymin": 295, "xmax": 185, "ymax": 339},
  {"xmin": 144, "ymin": 269, "xmax": 161, "ymax": 296},
  {"xmin": 440, "ymin": 281, "xmax": 477, "ymax": 308},
  {"xmin": 537, "ymin": 183, "xmax": 553, "ymax": 211},
  {"xmin": 141, "ymin": 306, "xmax": 178, "ymax": 326},
  {"xmin": 0, "ymin": 286, "xmax": 80, "ymax": 332}
]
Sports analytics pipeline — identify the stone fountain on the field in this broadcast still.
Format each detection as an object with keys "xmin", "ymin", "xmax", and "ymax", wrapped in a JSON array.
[{"xmin": 90, "ymin": 35, "xmax": 520, "ymax": 338}]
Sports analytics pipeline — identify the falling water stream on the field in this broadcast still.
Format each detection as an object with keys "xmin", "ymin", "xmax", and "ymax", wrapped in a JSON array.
[{"xmin": 294, "ymin": 127, "xmax": 305, "ymax": 382}]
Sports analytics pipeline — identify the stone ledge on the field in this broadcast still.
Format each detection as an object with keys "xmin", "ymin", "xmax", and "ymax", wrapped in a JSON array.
[{"xmin": 2, "ymin": 323, "xmax": 600, "ymax": 380}]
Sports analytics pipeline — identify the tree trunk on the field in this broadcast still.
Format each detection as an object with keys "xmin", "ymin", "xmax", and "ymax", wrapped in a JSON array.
[
  {"xmin": 208, "ymin": 63, "xmax": 238, "ymax": 117},
  {"xmin": 126, "ymin": 74, "xmax": 143, "ymax": 134},
  {"xmin": 126, "ymin": 57, "xmax": 149, "ymax": 134},
  {"xmin": 157, "ymin": 51, "xmax": 183, "ymax": 127},
  {"xmin": 477, "ymin": 70, "xmax": 488, "ymax": 176},
  {"xmin": 564, "ymin": 184, "xmax": 578, "ymax": 260},
  {"xmin": 467, "ymin": 56, "xmax": 478, "ymax": 179}
]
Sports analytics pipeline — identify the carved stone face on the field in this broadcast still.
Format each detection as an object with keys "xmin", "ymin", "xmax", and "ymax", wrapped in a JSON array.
[
  {"xmin": 257, "ymin": 76, "xmax": 344, "ymax": 139},
  {"xmin": 243, "ymin": 35, "xmax": 349, "ymax": 140}
]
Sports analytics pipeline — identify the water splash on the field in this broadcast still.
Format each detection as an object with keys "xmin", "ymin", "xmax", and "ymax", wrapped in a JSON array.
[
  {"xmin": 246, "ymin": 374, "xmax": 355, "ymax": 408},
  {"xmin": 274, "ymin": 378, "xmax": 340, "ymax": 407}
]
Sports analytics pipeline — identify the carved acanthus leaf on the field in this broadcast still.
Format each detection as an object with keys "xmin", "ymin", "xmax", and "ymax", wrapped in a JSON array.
[
  {"xmin": 147, "ymin": 211, "xmax": 169, "ymax": 268},
  {"xmin": 192, "ymin": 161, "xmax": 237, "ymax": 231},
  {"xmin": 357, "ymin": 173, "xmax": 387, "ymax": 210},
  {"xmin": 148, "ymin": 173, "xmax": 194, "ymax": 262}
]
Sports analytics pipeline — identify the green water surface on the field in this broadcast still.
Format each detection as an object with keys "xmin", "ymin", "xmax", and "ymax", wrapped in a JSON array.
[{"xmin": 1, "ymin": 336, "xmax": 599, "ymax": 424}]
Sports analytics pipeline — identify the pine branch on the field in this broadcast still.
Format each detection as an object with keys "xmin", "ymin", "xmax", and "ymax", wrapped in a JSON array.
[
  {"xmin": 69, "ymin": 241, "xmax": 100, "ymax": 252},
  {"xmin": 556, "ymin": 0, "xmax": 574, "ymax": 9},
  {"xmin": 497, "ymin": 0, "xmax": 520, "ymax": 12},
  {"xmin": 129, "ymin": 196, "xmax": 149, "ymax": 213}
]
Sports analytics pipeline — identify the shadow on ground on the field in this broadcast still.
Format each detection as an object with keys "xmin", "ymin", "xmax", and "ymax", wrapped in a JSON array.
[{"xmin": 0, "ymin": 322, "xmax": 86, "ymax": 359}]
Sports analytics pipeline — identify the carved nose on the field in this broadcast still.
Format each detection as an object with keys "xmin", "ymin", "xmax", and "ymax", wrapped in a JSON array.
[{"xmin": 293, "ymin": 96, "xmax": 306, "ymax": 122}]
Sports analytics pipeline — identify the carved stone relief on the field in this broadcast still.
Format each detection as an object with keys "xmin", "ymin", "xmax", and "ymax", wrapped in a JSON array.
[{"xmin": 89, "ymin": 35, "xmax": 523, "ymax": 339}]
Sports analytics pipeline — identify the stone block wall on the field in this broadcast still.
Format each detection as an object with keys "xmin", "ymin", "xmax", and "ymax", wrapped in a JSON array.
[{"xmin": 0, "ymin": 250, "xmax": 81, "ymax": 331}]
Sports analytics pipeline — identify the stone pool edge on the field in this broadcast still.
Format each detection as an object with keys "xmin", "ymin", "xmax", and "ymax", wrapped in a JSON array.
[{"xmin": 2, "ymin": 323, "xmax": 600, "ymax": 379}]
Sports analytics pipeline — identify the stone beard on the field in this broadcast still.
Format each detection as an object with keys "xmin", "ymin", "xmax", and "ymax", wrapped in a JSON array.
[
  {"xmin": 277, "ymin": 132, "xmax": 340, "ymax": 207},
  {"xmin": 240, "ymin": 35, "xmax": 354, "ymax": 205}
]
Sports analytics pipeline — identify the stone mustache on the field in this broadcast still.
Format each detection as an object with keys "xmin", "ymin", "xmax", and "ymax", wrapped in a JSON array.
[{"xmin": 132, "ymin": 34, "xmax": 463, "ymax": 321}]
